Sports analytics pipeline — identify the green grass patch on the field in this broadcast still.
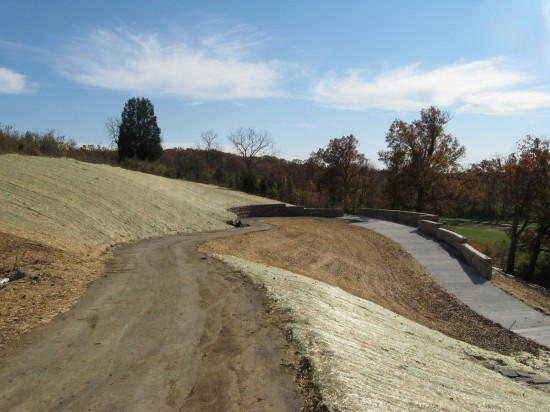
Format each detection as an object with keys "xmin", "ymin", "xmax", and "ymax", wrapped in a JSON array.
[
  {"xmin": 440, "ymin": 217, "xmax": 510, "ymax": 247},
  {"xmin": 444, "ymin": 225, "xmax": 509, "ymax": 246},
  {"xmin": 440, "ymin": 217, "xmax": 508, "ymax": 227}
]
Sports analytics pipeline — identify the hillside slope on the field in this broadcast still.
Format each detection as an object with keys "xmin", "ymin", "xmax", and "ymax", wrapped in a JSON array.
[
  {"xmin": 0, "ymin": 154, "xmax": 274, "ymax": 250},
  {"xmin": 0, "ymin": 154, "xmax": 274, "ymax": 345},
  {"xmin": 216, "ymin": 255, "xmax": 550, "ymax": 411}
]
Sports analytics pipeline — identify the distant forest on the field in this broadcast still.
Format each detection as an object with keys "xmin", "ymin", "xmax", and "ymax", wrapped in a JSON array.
[
  {"xmin": 2, "ymin": 105, "xmax": 549, "ymax": 287},
  {"xmin": 0, "ymin": 124, "xmax": 384, "ymax": 212}
]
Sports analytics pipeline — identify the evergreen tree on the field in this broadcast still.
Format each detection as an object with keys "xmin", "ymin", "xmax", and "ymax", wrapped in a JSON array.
[{"xmin": 118, "ymin": 97, "xmax": 162, "ymax": 161}]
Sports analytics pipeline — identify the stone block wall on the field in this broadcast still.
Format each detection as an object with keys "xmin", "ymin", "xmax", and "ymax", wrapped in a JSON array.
[
  {"xmin": 418, "ymin": 219, "xmax": 491, "ymax": 278},
  {"xmin": 418, "ymin": 219, "xmax": 442, "ymax": 236},
  {"xmin": 302, "ymin": 208, "xmax": 345, "ymax": 218},
  {"xmin": 458, "ymin": 243, "xmax": 493, "ymax": 279},
  {"xmin": 228, "ymin": 204, "xmax": 344, "ymax": 219},
  {"xmin": 358, "ymin": 208, "xmax": 439, "ymax": 226}
]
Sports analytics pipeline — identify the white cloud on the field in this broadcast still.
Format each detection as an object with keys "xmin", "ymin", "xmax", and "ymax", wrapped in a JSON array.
[
  {"xmin": 58, "ymin": 27, "xmax": 285, "ymax": 100},
  {"xmin": 0, "ymin": 67, "xmax": 28, "ymax": 94},
  {"xmin": 311, "ymin": 58, "xmax": 550, "ymax": 114}
]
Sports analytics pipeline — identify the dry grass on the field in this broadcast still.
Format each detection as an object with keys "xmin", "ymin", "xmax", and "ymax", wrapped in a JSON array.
[
  {"xmin": 492, "ymin": 270, "xmax": 550, "ymax": 316},
  {"xmin": 0, "ymin": 232, "xmax": 106, "ymax": 345}
]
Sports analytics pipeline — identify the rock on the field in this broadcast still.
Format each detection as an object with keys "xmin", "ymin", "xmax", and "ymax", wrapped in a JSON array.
[
  {"xmin": 497, "ymin": 368, "xmax": 519, "ymax": 378},
  {"xmin": 529, "ymin": 376, "xmax": 550, "ymax": 385}
]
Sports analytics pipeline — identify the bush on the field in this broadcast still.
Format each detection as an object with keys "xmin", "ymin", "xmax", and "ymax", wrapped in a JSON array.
[{"xmin": 469, "ymin": 239, "xmax": 496, "ymax": 258}]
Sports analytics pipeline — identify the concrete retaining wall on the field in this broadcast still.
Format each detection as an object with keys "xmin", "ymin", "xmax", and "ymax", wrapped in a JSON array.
[
  {"xmin": 358, "ymin": 208, "xmax": 439, "ymax": 226},
  {"xmin": 418, "ymin": 219, "xmax": 492, "ymax": 278},
  {"xmin": 228, "ymin": 204, "xmax": 344, "ymax": 219}
]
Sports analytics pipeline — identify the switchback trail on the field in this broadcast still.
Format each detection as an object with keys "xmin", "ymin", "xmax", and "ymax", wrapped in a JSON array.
[{"xmin": 0, "ymin": 222, "xmax": 302, "ymax": 411}]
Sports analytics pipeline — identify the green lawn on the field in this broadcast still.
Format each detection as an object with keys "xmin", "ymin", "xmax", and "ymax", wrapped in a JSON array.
[{"xmin": 440, "ymin": 218, "xmax": 510, "ymax": 246}]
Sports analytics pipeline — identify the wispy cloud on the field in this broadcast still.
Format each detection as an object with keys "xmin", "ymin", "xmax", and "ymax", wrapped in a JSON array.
[
  {"xmin": 57, "ymin": 26, "xmax": 286, "ymax": 100},
  {"xmin": 0, "ymin": 67, "xmax": 28, "ymax": 94},
  {"xmin": 310, "ymin": 58, "xmax": 550, "ymax": 114}
]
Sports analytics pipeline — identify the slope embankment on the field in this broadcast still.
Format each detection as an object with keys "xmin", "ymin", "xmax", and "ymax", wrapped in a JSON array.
[
  {"xmin": 215, "ymin": 254, "xmax": 550, "ymax": 411},
  {"xmin": 0, "ymin": 154, "xmax": 274, "ymax": 345},
  {"xmin": 0, "ymin": 154, "xmax": 273, "ymax": 250},
  {"xmin": 200, "ymin": 218, "xmax": 550, "ymax": 410}
]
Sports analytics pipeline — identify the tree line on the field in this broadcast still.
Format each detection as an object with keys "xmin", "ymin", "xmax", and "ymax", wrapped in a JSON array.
[{"xmin": 1, "ymin": 98, "xmax": 548, "ymax": 287}]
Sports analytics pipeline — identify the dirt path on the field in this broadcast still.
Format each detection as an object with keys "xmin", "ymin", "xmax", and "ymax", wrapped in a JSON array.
[{"xmin": 0, "ymin": 223, "xmax": 303, "ymax": 411}]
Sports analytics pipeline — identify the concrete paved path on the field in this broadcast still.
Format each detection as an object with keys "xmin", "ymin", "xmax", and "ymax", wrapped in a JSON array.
[{"xmin": 340, "ymin": 216, "xmax": 550, "ymax": 348}]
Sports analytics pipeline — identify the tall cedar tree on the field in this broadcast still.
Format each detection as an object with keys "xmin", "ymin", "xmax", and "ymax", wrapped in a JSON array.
[
  {"xmin": 379, "ymin": 106, "xmax": 465, "ymax": 212},
  {"xmin": 310, "ymin": 135, "xmax": 370, "ymax": 212},
  {"xmin": 118, "ymin": 98, "xmax": 162, "ymax": 161}
]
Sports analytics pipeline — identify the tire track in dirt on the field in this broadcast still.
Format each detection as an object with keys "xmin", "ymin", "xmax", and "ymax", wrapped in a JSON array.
[{"xmin": 0, "ymin": 223, "xmax": 303, "ymax": 411}]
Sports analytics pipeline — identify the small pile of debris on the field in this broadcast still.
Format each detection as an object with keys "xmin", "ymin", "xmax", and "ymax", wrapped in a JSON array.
[
  {"xmin": 0, "ymin": 269, "xmax": 35, "ymax": 287},
  {"xmin": 226, "ymin": 219, "xmax": 250, "ymax": 228}
]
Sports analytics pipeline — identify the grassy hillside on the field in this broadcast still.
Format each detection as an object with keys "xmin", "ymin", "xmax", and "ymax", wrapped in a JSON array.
[
  {"xmin": 0, "ymin": 154, "xmax": 276, "ymax": 345},
  {"xmin": 0, "ymin": 154, "xmax": 274, "ymax": 251}
]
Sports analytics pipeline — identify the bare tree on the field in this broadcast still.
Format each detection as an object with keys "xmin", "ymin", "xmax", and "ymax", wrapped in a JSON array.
[
  {"xmin": 199, "ymin": 130, "xmax": 221, "ymax": 169},
  {"xmin": 105, "ymin": 116, "xmax": 121, "ymax": 148},
  {"xmin": 227, "ymin": 127, "xmax": 275, "ymax": 173},
  {"xmin": 201, "ymin": 130, "xmax": 220, "ymax": 151}
]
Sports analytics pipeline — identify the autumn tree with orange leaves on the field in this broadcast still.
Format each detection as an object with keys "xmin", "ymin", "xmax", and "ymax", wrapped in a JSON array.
[
  {"xmin": 379, "ymin": 106, "xmax": 465, "ymax": 212},
  {"xmin": 310, "ymin": 135, "xmax": 371, "ymax": 212},
  {"xmin": 504, "ymin": 136, "xmax": 550, "ymax": 282}
]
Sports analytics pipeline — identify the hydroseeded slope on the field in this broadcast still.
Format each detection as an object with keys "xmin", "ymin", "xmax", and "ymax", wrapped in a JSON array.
[
  {"xmin": 0, "ymin": 154, "xmax": 275, "ymax": 346},
  {"xmin": 217, "ymin": 255, "xmax": 550, "ymax": 411},
  {"xmin": 0, "ymin": 154, "xmax": 274, "ymax": 250}
]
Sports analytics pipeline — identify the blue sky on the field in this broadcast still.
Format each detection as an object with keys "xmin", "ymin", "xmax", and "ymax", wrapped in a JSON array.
[{"xmin": 1, "ymin": 1, "xmax": 549, "ymax": 167}]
